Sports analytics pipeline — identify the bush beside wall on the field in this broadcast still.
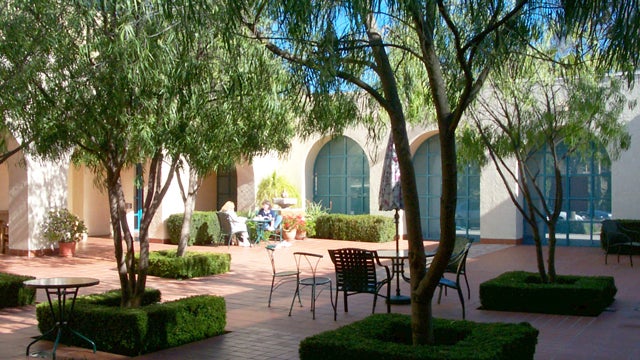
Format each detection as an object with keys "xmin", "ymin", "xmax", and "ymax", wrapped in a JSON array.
[
  {"xmin": 480, "ymin": 271, "xmax": 616, "ymax": 316},
  {"xmin": 300, "ymin": 313, "xmax": 538, "ymax": 360},
  {"xmin": 36, "ymin": 289, "xmax": 226, "ymax": 356},
  {"xmin": 166, "ymin": 211, "xmax": 221, "ymax": 246},
  {"xmin": 315, "ymin": 214, "xmax": 395, "ymax": 243},
  {"xmin": 146, "ymin": 249, "xmax": 231, "ymax": 279},
  {"xmin": 0, "ymin": 272, "xmax": 36, "ymax": 309}
]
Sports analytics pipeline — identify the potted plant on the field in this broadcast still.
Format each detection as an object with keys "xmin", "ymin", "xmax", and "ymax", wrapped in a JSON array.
[
  {"xmin": 295, "ymin": 215, "xmax": 307, "ymax": 240},
  {"xmin": 41, "ymin": 208, "xmax": 87, "ymax": 257},
  {"xmin": 281, "ymin": 215, "xmax": 298, "ymax": 241}
]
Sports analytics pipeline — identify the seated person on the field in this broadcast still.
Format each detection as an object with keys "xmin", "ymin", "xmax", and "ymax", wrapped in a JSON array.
[
  {"xmin": 257, "ymin": 200, "xmax": 282, "ymax": 231},
  {"xmin": 220, "ymin": 201, "xmax": 251, "ymax": 247}
]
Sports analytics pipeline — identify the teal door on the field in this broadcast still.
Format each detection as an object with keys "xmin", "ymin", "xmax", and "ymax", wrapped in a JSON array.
[{"xmin": 313, "ymin": 136, "xmax": 369, "ymax": 214}]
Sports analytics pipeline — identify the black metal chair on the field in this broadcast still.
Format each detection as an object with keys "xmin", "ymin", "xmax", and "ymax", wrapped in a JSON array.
[
  {"xmin": 437, "ymin": 241, "xmax": 473, "ymax": 319},
  {"xmin": 266, "ymin": 244, "xmax": 300, "ymax": 307},
  {"xmin": 328, "ymin": 248, "xmax": 391, "ymax": 321},
  {"xmin": 446, "ymin": 237, "xmax": 473, "ymax": 299},
  {"xmin": 216, "ymin": 211, "xmax": 245, "ymax": 248},
  {"xmin": 289, "ymin": 252, "xmax": 334, "ymax": 320},
  {"xmin": 602, "ymin": 220, "xmax": 640, "ymax": 266}
]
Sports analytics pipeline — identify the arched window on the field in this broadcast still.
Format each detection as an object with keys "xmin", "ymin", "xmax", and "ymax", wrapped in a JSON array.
[
  {"xmin": 413, "ymin": 136, "xmax": 480, "ymax": 240},
  {"xmin": 524, "ymin": 142, "xmax": 611, "ymax": 246},
  {"xmin": 313, "ymin": 136, "xmax": 369, "ymax": 214}
]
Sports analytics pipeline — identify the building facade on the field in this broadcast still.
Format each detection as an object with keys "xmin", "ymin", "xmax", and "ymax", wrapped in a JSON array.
[{"xmin": 2, "ymin": 82, "xmax": 639, "ymax": 256}]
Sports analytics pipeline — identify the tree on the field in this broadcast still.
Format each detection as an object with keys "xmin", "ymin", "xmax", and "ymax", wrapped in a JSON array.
[
  {"xmin": 1, "ymin": 0, "xmax": 296, "ymax": 306},
  {"xmin": 222, "ymin": 0, "xmax": 532, "ymax": 344},
  {"xmin": 462, "ymin": 46, "xmax": 631, "ymax": 283},
  {"xmin": 222, "ymin": 0, "xmax": 639, "ymax": 345}
]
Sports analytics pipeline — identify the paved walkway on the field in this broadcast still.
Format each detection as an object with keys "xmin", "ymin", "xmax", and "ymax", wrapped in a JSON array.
[{"xmin": 1, "ymin": 237, "xmax": 639, "ymax": 359}]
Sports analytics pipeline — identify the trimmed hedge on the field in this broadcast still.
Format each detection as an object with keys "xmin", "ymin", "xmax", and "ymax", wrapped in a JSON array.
[
  {"xmin": 300, "ymin": 313, "xmax": 538, "ymax": 360},
  {"xmin": 146, "ymin": 249, "xmax": 231, "ymax": 279},
  {"xmin": 314, "ymin": 214, "xmax": 395, "ymax": 243},
  {"xmin": 600, "ymin": 219, "xmax": 640, "ymax": 253},
  {"xmin": 0, "ymin": 272, "xmax": 36, "ymax": 309},
  {"xmin": 166, "ymin": 211, "xmax": 221, "ymax": 246},
  {"xmin": 36, "ymin": 289, "xmax": 226, "ymax": 356},
  {"xmin": 480, "ymin": 271, "xmax": 616, "ymax": 316}
]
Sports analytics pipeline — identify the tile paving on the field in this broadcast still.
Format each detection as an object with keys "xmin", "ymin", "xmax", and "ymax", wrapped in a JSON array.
[{"xmin": 1, "ymin": 237, "xmax": 639, "ymax": 359}]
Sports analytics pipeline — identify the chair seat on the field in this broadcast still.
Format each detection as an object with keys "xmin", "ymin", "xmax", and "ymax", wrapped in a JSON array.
[
  {"xmin": 300, "ymin": 277, "xmax": 331, "ymax": 286},
  {"xmin": 438, "ymin": 277, "xmax": 457, "ymax": 288}
]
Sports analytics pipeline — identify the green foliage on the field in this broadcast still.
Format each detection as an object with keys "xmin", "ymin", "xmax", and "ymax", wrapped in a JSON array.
[
  {"xmin": 35, "ymin": 289, "xmax": 225, "ymax": 356},
  {"xmin": 256, "ymin": 172, "xmax": 301, "ymax": 206},
  {"xmin": 145, "ymin": 250, "xmax": 231, "ymax": 279},
  {"xmin": 303, "ymin": 200, "xmax": 327, "ymax": 238},
  {"xmin": 299, "ymin": 313, "xmax": 538, "ymax": 360},
  {"xmin": 40, "ymin": 208, "xmax": 87, "ymax": 243},
  {"xmin": 314, "ymin": 214, "xmax": 395, "ymax": 243},
  {"xmin": 0, "ymin": 273, "xmax": 36, "ymax": 309},
  {"xmin": 479, "ymin": 271, "xmax": 617, "ymax": 316},
  {"xmin": 166, "ymin": 212, "xmax": 221, "ymax": 246}
]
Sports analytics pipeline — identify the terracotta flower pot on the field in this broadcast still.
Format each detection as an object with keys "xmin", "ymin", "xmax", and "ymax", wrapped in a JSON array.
[
  {"xmin": 283, "ymin": 229, "xmax": 296, "ymax": 241},
  {"xmin": 58, "ymin": 241, "xmax": 76, "ymax": 257},
  {"xmin": 295, "ymin": 230, "xmax": 307, "ymax": 240}
]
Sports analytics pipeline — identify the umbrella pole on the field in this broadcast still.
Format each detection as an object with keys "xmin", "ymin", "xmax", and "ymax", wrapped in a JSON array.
[{"xmin": 388, "ymin": 208, "xmax": 410, "ymax": 305}]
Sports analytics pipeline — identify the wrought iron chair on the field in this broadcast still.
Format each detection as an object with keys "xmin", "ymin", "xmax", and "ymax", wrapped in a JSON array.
[
  {"xmin": 328, "ymin": 248, "xmax": 391, "ymax": 321},
  {"xmin": 437, "ymin": 241, "xmax": 473, "ymax": 319},
  {"xmin": 602, "ymin": 220, "xmax": 640, "ymax": 266},
  {"xmin": 289, "ymin": 252, "xmax": 334, "ymax": 320},
  {"xmin": 266, "ymin": 244, "xmax": 300, "ymax": 307},
  {"xmin": 216, "ymin": 211, "xmax": 245, "ymax": 248},
  {"xmin": 445, "ymin": 237, "xmax": 473, "ymax": 299}
]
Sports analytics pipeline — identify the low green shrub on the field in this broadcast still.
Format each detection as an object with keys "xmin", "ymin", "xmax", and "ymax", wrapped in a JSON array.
[
  {"xmin": 36, "ymin": 289, "xmax": 226, "ymax": 356},
  {"xmin": 166, "ymin": 211, "xmax": 221, "ymax": 246},
  {"xmin": 480, "ymin": 271, "xmax": 616, "ymax": 316},
  {"xmin": 314, "ymin": 214, "xmax": 395, "ymax": 243},
  {"xmin": 0, "ymin": 272, "xmax": 36, "ymax": 309},
  {"xmin": 300, "ymin": 313, "xmax": 538, "ymax": 360},
  {"xmin": 146, "ymin": 250, "xmax": 231, "ymax": 279}
]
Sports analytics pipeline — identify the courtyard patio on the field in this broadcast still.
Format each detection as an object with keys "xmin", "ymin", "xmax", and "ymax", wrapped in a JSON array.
[{"xmin": 1, "ymin": 237, "xmax": 639, "ymax": 360}]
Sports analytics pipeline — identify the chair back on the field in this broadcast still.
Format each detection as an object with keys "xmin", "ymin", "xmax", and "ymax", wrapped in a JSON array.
[
  {"xmin": 328, "ymin": 248, "xmax": 380, "ymax": 293},
  {"xmin": 293, "ymin": 252, "xmax": 324, "ymax": 279},
  {"xmin": 602, "ymin": 219, "xmax": 619, "ymax": 234},
  {"xmin": 266, "ymin": 245, "xmax": 278, "ymax": 275},
  {"xmin": 448, "ymin": 242, "xmax": 472, "ymax": 276},
  {"xmin": 216, "ymin": 211, "xmax": 233, "ymax": 235},
  {"xmin": 445, "ymin": 237, "xmax": 473, "ymax": 273}
]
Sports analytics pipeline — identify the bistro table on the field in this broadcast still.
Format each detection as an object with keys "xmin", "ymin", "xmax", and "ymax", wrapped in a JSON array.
[
  {"xmin": 376, "ymin": 249, "xmax": 436, "ymax": 305},
  {"xmin": 246, "ymin": 218, "xmax": 271, "ymax": 245},
  {"xmin": 23, "ymin": 277, "xmax": 100, "ymax": 359}
]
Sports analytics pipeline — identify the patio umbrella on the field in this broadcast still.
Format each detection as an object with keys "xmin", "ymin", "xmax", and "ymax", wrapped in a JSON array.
[{"xmin": 378, "ymin": 133, "xmax": 409, "ymax": 304}]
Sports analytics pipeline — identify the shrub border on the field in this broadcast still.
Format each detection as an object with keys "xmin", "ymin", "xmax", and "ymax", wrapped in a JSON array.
[
  {"xmin": 479, "ymin": 271, "xmax": 616, "ymax": 316},
  {"xmin": 300, "ymin": 313, "xmax": 538, "ymax": 360}
]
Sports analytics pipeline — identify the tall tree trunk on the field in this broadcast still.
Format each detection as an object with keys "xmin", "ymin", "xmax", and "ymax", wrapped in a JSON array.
[
  {"xmin": 106, "ymin": 165, "xmax": 138, "ymax": 307},
  {"xmin": 366, "ymin": 15, "xmax": 431, "ymax": 345},
  {"xmin": 176, "ymin": 166, "xmax": 200, "ymax": 257}
]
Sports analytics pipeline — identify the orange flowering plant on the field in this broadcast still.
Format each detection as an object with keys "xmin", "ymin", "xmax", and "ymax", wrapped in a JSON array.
[
  {"xmin": 282, "ymin": 215, "xmax": 298, "ymax": 232},
  {"xmin": 282, "ymin": 214, "xmax": 307, "ymax": 232}
]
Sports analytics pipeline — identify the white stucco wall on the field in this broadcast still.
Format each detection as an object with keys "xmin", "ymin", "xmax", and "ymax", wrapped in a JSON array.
[{"xmin": 612, "ymin": 80, "xmax": 640, "ymax": 219}]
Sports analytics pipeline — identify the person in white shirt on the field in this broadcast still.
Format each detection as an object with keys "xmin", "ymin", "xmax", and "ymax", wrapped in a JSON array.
[{"xmin": 220, "ymin": 201, "xmax": 251, "ymax": 247}]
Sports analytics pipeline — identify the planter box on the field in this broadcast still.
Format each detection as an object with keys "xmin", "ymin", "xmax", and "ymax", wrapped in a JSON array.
[
  {"xmin": 36, "ymin": 290, "xmax": 226, "ymax": 356},
  {"xmin": 300, "ymin": 313, "xmax": 538, "ymax": 360},
  {"xmin": 480, "ymin": 271, "xmax": 616, "ymax": 316}
]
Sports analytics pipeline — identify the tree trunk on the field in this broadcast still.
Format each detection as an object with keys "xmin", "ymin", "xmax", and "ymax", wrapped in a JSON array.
[{"xmin": 176, "ymin": 166, "xmax": 200, "ymax": 257}]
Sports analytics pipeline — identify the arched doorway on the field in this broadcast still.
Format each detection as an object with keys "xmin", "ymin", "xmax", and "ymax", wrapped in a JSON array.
[
  {"xmin": 413, "ymin": 136, "xmax": 480, "ymax": 240},
  {"xmin": 524, "ymin": 142, "xmax": 611, "ymax": 246},
  {"xmin": 313, "ymin": 136, "xmax": 369, "ymax": 214}
]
